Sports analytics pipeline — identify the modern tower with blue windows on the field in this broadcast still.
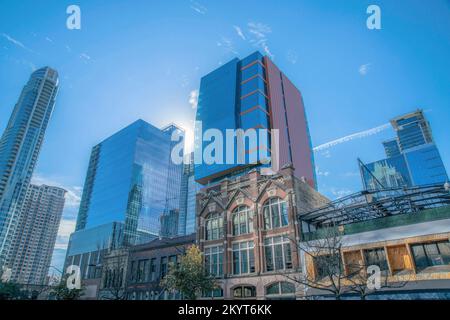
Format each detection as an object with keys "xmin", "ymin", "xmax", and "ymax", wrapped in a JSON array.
[
  {"xmin": 360, "ymin": 110, "xmax": 448, "ymax": 190},
  {"xmin": 194, "ymin": 51, "xmax": 317, "ymax": 189},
  {"xmin": 65, "ymin": 120, "xmax": 184, "ymax": 277}
]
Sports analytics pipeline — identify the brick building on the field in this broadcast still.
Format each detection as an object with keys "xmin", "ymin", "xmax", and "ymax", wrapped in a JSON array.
[
  {"xmin": 196, "ymin": 165, "xmax": 328, "ymax": 299},
  {"xmin": 120, "ymin": 234, "xmax": 195, "ymax": 300}
]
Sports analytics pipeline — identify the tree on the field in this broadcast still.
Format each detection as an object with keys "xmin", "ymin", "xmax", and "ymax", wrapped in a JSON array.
[
  {"xmin": 51, "ymin": 275, "xmax": 84, "ymax": 300},
  {"xmin": 0, "ymin": 267, "xmax": 27, "ymax": 300},
  {"xmin": 344, "ymin": 259, "xmax": 409, "ymax": 300},
  {"xmin": 161, "ymin": 245, "xmax": 217, "ymax": 300},
  {"xmin": 289, "ymin": 226, "xmax": 410, "ymax": 300},
  {"xmin": 287, "ymin": 226, "xmax": 351, "ymax": 300}
]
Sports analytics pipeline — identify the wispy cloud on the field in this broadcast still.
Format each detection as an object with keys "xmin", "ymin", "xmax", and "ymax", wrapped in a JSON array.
[
  {"xmin": 330, "ymin": 188, "xmax": 353, "ymax": 199},
  {"xmin": 31, "ymin": 174, "xmax": 82, "ymax": 209},
  {"xmin": 313, "ymin": 123, "xmax": 390, "ymax": 152},
  {"xmin": 247, "ymin": 22, "xmax": 274, "ymax": 59},
  {"xmin": 233, "ymin": 25, "xmax": 246, "ymax": 40},
  {"xmin": 287, "ymin": 50, "xmax": 298, "ymax": 64},
  {"xmin": 1, "ymin": 33, "xmax": 34, "ymax": 53},
  {"xmin": 316, "ymin": 166, "xmax": 330, "ymax": 177},
  {"xmin": 79, "ymin": 52, "xmax": 93, "ymax": 63},
  {"xmin": 189, "ymin": 89, "xmax": 199, "ymax": 109},
  {"xmin": 217, "ymin": 36, "xmax": 238, "ymax": 55},
  {"xmin": 54, "ymin": 219, "xmax": 76, "ymax": 250},
  {"xmin": 359, "ymin": 63, "xmax": 372, "ymax": 76},
  {"xmin": 45, "ymin": 36, "xmax": 53, "ymax": 43},
  {"xmin": 190, "ymin": 0, "xmax": 207, "ymax": 14}
]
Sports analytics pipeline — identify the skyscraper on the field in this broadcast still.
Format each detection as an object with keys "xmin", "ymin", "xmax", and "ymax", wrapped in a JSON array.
[
  {"xmin": 178, "ymin": 153, "xmax": 201, "ymax": 236},
  {"xmin": 360, "ymin": 110, "xmax": 448, "ymax": 190},
  {"xmin": 8, "ymin": 184, "xmax": 66, "ymax": 285},
  {"xmin": 194, "ymin": 51, "xmax": 316, "ymax": 189},
  {"xmin": 65, "ymin": 120, "xmax": 184, "ymax": 279},
  {"xmin": 0, "ymin": 67, "xmax": 59, "ymax": 267}
]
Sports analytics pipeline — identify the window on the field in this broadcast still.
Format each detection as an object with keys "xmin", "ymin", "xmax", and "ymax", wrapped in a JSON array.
[
  {"xmin": 364, "ymin": 248, "xmax": 389, "ymax": 272},
  {"xmin": 264, "ymin": 236, "xmax": 292, "ymax": 272},
  {"xmin": 263, "ymin": 198, "xmax": 288, "ymax": 230},
  {"xmin": 149, "ymin": 258, "xmax": 157, "ymax": 281},
  {"xmin": 233, "ymin": 286, "xmax": 256, "ymax": 299},
  {"xmin": 232, "ymin": 241, "xmax": 255, "ymax": 275},
  {"xmin": 265, "ymin": 282, "xmax": 296, "ymax": 299},
  {"xmin": 205, "ymin": 212, "xmax": 223, "ymax": 240},
  {"xmin": 314, "ymin": 254, "xmax": 342, "ymax": 281},
  {"xmin": 411, "ymin": 241, "xmax": 450, "ymax": 272},
  {"xmin": 137, "ymin": 259, "xmax": 148, "ymax": 283},
  {"xmin": 232, "ymin": 206, "xmax": 253, "ymax": 236},
  {"xmin": 204, "ymin": 246, "xmax": 223, "ymax": 276},
  {"xmin": 202, "ymin": 288, "xmax": 224, "ymax": 298},
  {"xmin": 160, "ymin": 257, "xmax": 168, "ymax": 278},
  {"xmin": 169, "ymin": 255, "xmax": 177, "ymax": 268},
  {"xmin": 129, "ymin": 261, "xmax": 137, "ymax": 283}
]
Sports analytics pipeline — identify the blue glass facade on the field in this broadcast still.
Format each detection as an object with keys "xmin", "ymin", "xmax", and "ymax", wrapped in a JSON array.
[
  {"xmin": 404, "ymin": 144, "xmax": 448, "ymax": 186},
  {"xmin": 75, "ymin": 120, "xmax": 184, "ymax": 244},
  {"xmin": 178, "ymin": 153, "xmax": 202, "ymax": 235},
  {"xmin": 383, "ymin": 139, "xmax": 401, "ymax": 158},
  {"xmin": 361, "ymin": 110, "xmax": 448, "ymax": 190},
  {"xmin": 361, "ymin": 155, "xmax": 412, "ymax": 190},
  {"xmin": 0, "ymin": 67, "xmax": 59, "ymax": 266},
  {"xmin": 194, "ymin": 52, "xmax": 274, "ymax": 185}
]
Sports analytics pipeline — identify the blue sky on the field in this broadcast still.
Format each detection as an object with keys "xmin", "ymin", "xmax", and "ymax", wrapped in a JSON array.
[{"xmin": 1, "ymin": 0, "xmax": 450, "ymax": 272}]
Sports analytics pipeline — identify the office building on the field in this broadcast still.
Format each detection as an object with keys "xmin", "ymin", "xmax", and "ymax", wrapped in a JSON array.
[
  {"xmin": 8, "ymin": 184, "xmax": 66, "ymax": 285},
  {"xmin": 194, "ymin": 51, "xmax": 316, "ymax": 189},
  {"xmin": 361, "ymin": 110, "xmax": 448, "ymax": 190},
  {"xmin": 0, "ymin": 67, "xmax": 59, "ymax": 267},
  {"xmin": 178, "ymin": 153, "xmax": 201, "ymax": 236},
  {"xmin": 65, "ymin": 120, "xmax": 184, "ymax": 281}
]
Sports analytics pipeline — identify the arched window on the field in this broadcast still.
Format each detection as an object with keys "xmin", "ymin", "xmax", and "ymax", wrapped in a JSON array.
[
  {"xmin": 233, "ymin": 285, "xmax": 256, "ymax": 299},
  {"xmin": 232, "ymin": 206, "xmax": 253, "ymax": 235},
  {"xmin": 205, "ymin": 212, "xmax": 223, "ymax": 240},
  {"xmin": 263, "ymin": 198, "xmax": 288, "ymax": 230},
  {"xmin": 265, "ymin": 282, "xmax": 296, "ymax": 299}
]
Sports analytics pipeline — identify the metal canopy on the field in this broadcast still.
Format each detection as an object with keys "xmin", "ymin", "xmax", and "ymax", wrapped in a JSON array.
[{"xmin": 299, "ymin": 184, "xmax": 450, "ymax": 228}]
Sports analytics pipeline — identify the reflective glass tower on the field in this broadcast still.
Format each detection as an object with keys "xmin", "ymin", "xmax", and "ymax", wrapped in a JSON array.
[
  {"xmin": 65, "ymin": 120, "xmax": 184, "ymax": 279},
  {"xmin": 178, "ymin": 153, "xmax": 201, "ymax": 236},
  {"xmin": 194, "ymin": 51, "xmax": 316, "ymax": 189},
  {"xmin": 0, "ymin": 67, "xmax": 59, "ymax": 267},
  {"xmin": 74, "ymin": 120, "xmax": 184, "ymax": 243},
  {"xmin": 360, "ymin": 110, "xmax": 448, "ymax": 190}
]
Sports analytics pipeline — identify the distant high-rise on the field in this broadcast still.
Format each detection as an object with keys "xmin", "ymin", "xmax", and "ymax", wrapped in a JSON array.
[
  {"xmin": 0, "ymin": 67, "xmax": 59, "ymax": 267},
  {"xmin": 391, "ymin": 110, "xmax": 433, "ymax": 152},
  {"xmin": 65, "ymin": 120, "xmax": 184, "ymax": 279},
  {"xmin": 194, "ymin": 51, "xmax": 316, "ymax": 189},
  {"xmin": 361, "ymin": 110, "xmax": 448, "ymax": 190},
  {"xmin": 8, "ymin": 184, "xmax": 66, "ymax": 285},
  {"xmin": 178, "ymin": 153, "xmax": 201, "ymax": 236}
]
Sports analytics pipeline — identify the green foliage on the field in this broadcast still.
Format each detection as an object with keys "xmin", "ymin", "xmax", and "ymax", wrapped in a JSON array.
[
  {"xmin": 51, "ymin": 275, "xmax": 84, "ymax": 300},
  {"xmin": 0, "ymin": 281, "xmax": 27, "ymax": 300},
  {"xmin": 161, "ymin": 245, "xmax": 216, "ymax": 300}
]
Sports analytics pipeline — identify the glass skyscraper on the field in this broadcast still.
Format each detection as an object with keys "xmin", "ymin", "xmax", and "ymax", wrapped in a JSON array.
[
  {"xmin": 65, "ymin": 120, "xmax": 184, "ymax": 278},
  {"xmin": 0, "ymin": 67, "xmax": 59, "ymax": 267},
  {"xmin": 194, "ymin": 51, "xmax": 316, "ymax": 189},
  {"xmin": 178, "ymin": 153, "xmax": 201, "ymax": 236},
  {"xmin": 75, "ymin": 120, "xmax": 184, "ymax": 242},
  {"xmin": 361, "ymin": 110, "xmax": 448, "ymax": 190}
]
